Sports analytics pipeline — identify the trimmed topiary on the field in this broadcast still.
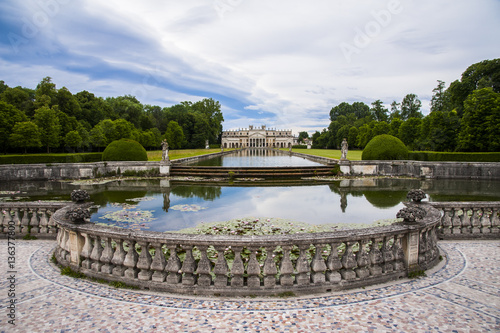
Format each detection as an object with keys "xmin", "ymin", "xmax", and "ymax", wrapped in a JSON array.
[
  {"xmin": 102, "ymin": 139, "xmax": 148, "ymax": 162},
  {"xmin": 362, "ymin": 134, "xmax": 408, "ymax": 160}
]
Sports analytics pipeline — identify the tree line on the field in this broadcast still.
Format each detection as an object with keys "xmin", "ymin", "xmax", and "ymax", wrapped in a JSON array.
[
  {"xmin": 309, "ymin": 59, "xmax": 500, "ymax": 152},
  {"xmin": 0, "ymin": 77, "xmax": 224, "ymax": 153}
]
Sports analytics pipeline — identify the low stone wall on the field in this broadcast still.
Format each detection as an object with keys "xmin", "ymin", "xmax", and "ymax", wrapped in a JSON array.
[
  {"xmin": 0, "ymin": 202, "xmax": 68, "ymax": 239},
  {"xmin": 54, "ymin": 201, "xmax": 441, "ymax": 296},
  {"xmin": 339, "ymin": 160, "xmax": 500, "ymax": 179},
  {"xmin": 171, "ymin": 149, "xmax": 240, "ymax": 165},
  {"xmin": 0, "ymin": 161, "xmax": 164, "ymax": 181},
  {"xmin": 430, "ymin": 202, "xmax": 500, "ymax": 240}
]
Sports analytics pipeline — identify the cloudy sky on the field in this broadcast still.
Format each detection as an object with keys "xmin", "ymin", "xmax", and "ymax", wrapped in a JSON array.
[{"xmin": 1, "ymin": 0, "xmax": 499, "ymax": 134}]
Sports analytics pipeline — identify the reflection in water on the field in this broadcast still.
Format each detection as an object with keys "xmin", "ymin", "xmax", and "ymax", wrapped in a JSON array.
[
  {"xmin": 186, "ymin": 149, "xmax": 324, "ymax": 167},
  {"xmin": 2, "ymin": 177, "xmax": 500, "ymax": 232}
]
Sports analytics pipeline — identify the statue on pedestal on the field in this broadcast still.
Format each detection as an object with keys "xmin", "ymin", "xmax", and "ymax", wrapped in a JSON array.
[
  {"xmin": 341, "ymin": 138, "xmax": 348, "ymax": 160},
  {"xmin": 161, "ymin": 139, "xmax": 170, "ymax": 164}
]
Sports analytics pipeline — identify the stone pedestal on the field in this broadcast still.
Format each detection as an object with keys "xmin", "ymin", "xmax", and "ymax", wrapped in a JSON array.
[
  {"xmin": 159, "ymin": 163, "xmax": 170, "ymax": 176},
  {"xmin": 69, "ymin": 231, "xmax": 85, "ymax": 265},
  {"xmin": 403, "ymin": 230, "xmax": 420, "ymax": 271},
  {"xmin": 339, "ymin": 160, "xmax": 351, "ymax": 175}
]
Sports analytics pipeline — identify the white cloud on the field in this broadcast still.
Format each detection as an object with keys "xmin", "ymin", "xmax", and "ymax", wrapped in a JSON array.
[{"xmin": 1, "ymin": 0, "xmax": 499, "ymax": 134}]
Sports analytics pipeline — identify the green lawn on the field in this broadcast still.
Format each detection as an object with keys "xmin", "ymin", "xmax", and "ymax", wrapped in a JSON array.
[
  {"xmin": 147, "ymin": 149, "xmax": 231, "ymax": 161},
  {"xmin": 281, "ymin": 148, "xmax": 363, "ymax": 161}
]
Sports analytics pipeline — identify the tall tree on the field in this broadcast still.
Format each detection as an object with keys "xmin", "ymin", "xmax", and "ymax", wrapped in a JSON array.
[
  {"xmin": 400, "ymin": 94, "xmax": 423, "ymax": 120},
  {"xmin": 430, "ymin": 80, "xmax": 450, "ymax": 113},
  {"xmin": 458, "ymin": 88, "xmax": 500, "ymax": 151},
  {"xmin": 9, "ymin": 121, "xmax": 41, "ymax": 153},
  {"xmin": 398, "ymin": 117, "xmax": 422, "ymax": 150},
  {"xmin": 164, "ymin": 121, "xmax": 185, "ymax": 149},
  {"xmin": 0, "ymin": 101, "xmax": 28, "ymax": 152},
  {"xmin": 34, "ymin": 106, "xmax": 61, "ymax": 153},
  {"xmin": 370, "ymin": 100, "xmax": 388, "ymax": 122}
]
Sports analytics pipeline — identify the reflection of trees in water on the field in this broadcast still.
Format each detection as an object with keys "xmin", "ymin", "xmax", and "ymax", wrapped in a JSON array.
[
  {"xmin": 91, "ymin": 191, "xmax": 149, "ymax": 206},
  {"xmin": 363, "ymin": 191, "xmax": 407, "ymax": 208},
  {"xmin": 171, "ymin": 186, "xmax": 222, "ymax": 200}
]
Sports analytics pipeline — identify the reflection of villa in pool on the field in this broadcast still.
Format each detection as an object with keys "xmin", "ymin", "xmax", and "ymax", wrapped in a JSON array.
[{"xmin": 221, "ymin": 124, "xmax": 294, "ymax": 148}]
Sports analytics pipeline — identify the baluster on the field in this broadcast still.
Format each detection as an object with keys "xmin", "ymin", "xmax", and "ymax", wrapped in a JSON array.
[
  {"xmin": 311, "ymin": 243, "xmax": 327, "ymax": 284},
  {"xmin": 369, "ymin": 238, "xmax": 383, "ymax": 276},
  {"xmin": 429, "ymin": 227, "xmax": 439, "ymax": 260},
  {"xmin": 47, "ymin": 209, "xmax": 57, "ymax": 234},
  {"xmin": 355, "ymin": 240, "xmax": 369, "ymax": 278},
  {"xmin": 90, "ymin": 235, "xmax": 103, "ymax": 272},
  {"xmin": 479, "ymin": 208, "xmax": 491, "ymax": 234},
  {"xmin": 181, "ymin": 245, "xmax": 197, "ymax": 285},
  {"xmin": 39, "ymin": 208, "xmax": 49, "ymax": 234},
  {"xmin": 326, "ymin": 243, "xmax": 342, "ymax": 283},
  {"xmin": 460, "ymin": 207, "xmax": 471, "ymax": 234},
  {"xmin": 58, "ymin": 229, "xmax": 69, "ymax": 262},
  {"xmin": 490, "ymin": 208, "xmax": 499, "ymax": 234},
  {"xmin": 137, "ymin": 242, "xmax": 153, "ymax": 281},
  {"xmin": 381, "ymin": 237, "xmax": 394, "ymax": 273},
  {"xmin": 247, "ymin": 246, "xmax": 261, "ymax": 288},
  {"xmin": 230, "ymin": 246, "xmax": 244, "ymax": 287},
  {"xmin": 451, "ymin": 208, "xmax": 462, "ymax": 234},
  {"xmin": 0, "ymin": 208, "xmax": 5, "ymax": 232},
  {"xmin": 279, "ymin": 245, "xmax": 294, "ymax": 286},
  {"xmin": 440, "ymin": 207, "xmax": 452, "ymax": 236},
  {"xmin": 340, "ymin": 242, "xmax": 357, "ymax": 280},
  {"xmin": 469, "ymin": 207, "xmax": 481, "ymax": 234},
  {"xmin": 100, "ymin": 237, "xmax": 114, "ymax": 274},
  {"xmin": 111, "ymin": 238, "xmax": 126, "ymax": 276},
  {"xmin": 418, "ymin": 230, "xmax": 428, "ymax": 264},
  {"xmin": 393, "ymin": 234, "xmax": 405, "ymax": 271},
  {"xmin": 80, "ymin": 233, "xmax": 93, "ymax": 269},
  {"xmin": 295, "ymin": 244, "xmax": 311, "ymax": 285},
  {"xmin": 165, "ymin": 244, "xmax": 182, "ymax": 284},
  {"xmin": 214, "ymin": 245, "xmax": 229, "ymax": 287},
  {"xmin": 12, "ymin": 208, "xmax": 21, "ymax": 233},
  {"xmin": 263, "ymin": 246, "xmax": 278, "ymax": 287},
  {"xmin": 20, "ymin": 208, "xmax": 30, "ymax": 234},
  {"xmin": 29, "ymin": 208, "xmax": 40, "ymax": 234},
  {"xmin": 123, "ymin": 240, "xmax": 139, "ymax": 279},
  {"xmin": 151, "ymin": 243, "xmax": 167, "ymax": 282},
  {"xmin": 196, "ymin": 245, "xmax": 213, "ymax": 286}
]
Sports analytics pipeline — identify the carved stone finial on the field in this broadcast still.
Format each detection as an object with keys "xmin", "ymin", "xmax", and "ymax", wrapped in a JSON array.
[
  {"xmin": 65, "ymin": 207, "xmax": 91, "ymax": 224},
  {"xmin": 397, "ymin": 207, "xmax": 426, "ymax": 223},
  {"xmin": 71, "ymin": 190, "xmax": 90, "ymax": 203},
  {"xmin": 407, "ymin": 189, "xmax": 426, "ymax": 202}
]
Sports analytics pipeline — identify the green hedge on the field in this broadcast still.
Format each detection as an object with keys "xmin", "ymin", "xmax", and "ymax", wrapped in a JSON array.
[
  {"xmin": 0, "ymin": 153, "xmax": 103, "ymax": 164},
  {"xmin": 362, "ymin": 135, "xmax": 408, "ymax": 160},
  {"xmin": 292, "ymin": 145, "xmax": 308, "ymax": 149},
  {"xmin": 409, "ymin": 151, "xmax": 500, "ymax": 162},
  {"xmin": 102, "ymin": 139, "xmax": 148, "ymax": 161}
]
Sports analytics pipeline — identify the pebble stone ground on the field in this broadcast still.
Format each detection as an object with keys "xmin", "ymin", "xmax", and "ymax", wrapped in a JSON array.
[{"xmin": 0, "ymin": 239, "xmax": 498, "ymax": 332}]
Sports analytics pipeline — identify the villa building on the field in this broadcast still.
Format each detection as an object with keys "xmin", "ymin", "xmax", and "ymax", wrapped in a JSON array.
[{"xmin": 221, "ymin": 125, "xmax": 294, "ymax": 149}]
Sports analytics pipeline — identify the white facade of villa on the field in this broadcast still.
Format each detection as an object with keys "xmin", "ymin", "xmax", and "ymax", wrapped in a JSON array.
[{"xmin": 221, "ymin": 125, "xmax": 294, "ymax": 149}]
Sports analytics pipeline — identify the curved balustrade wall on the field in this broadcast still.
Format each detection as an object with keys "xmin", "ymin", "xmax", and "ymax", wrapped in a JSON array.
[
  {"xmin": 430, "ymin": 202, "xmax": 500, "ymax": 239},
  {"xmin": 0, "ymin": 202, "xmax": 68, "ymax": 239},
  {"xmin": 54, "ymin": 202, "xmax": 441, "ymax": 296}
]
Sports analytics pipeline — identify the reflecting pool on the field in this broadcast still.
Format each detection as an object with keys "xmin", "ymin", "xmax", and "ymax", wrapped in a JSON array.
[
  {"xmin": 2, "ymin": 177, "xmax": 499, "ymax": 233},
  {"xmin": 185, "ymin": 149, "xmax": 324, "ymax": 167}
]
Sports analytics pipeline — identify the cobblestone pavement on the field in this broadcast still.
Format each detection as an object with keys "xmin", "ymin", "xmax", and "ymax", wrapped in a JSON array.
[{"xmin": 0, "ymin": 239, "xmax": 498, "ymax": 332}]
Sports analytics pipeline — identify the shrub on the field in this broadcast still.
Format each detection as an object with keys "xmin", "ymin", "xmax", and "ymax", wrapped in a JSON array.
[
  {"xmin": 0, "ymin": 153, "xmax": 103, "ymax": 164},
  {"xmin": 102, "ymin": 139, "xmax": 148, "ymax": 162},
  {"xmin": 362, "ymin": 134, "xmax": 409, "ymax": 160},
  {"xmin": 408, "ymin": 151, "xmax": 500, "ymax": 162}
]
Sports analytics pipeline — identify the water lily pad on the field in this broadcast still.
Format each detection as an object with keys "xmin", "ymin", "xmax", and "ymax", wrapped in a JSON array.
[
  {"xmin": 125, "ymin": 196, "xmax": 155, "ymax": 202},
  {"xmin": 170, "ymin": 204, "xmax": 207, "ymax": 212}
]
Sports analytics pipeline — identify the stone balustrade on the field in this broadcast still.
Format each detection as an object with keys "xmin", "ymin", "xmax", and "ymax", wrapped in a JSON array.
[
  {"xmin": 430, "ymin": 202, "xmax": 500, "ymax": 239},
  {"xmin": 54, "ymin": 202, "xmax": 441, "ymax": 296},
  {"xmin": 0, "ymin": 202, "xmax": 68, "ymax": 239}
]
